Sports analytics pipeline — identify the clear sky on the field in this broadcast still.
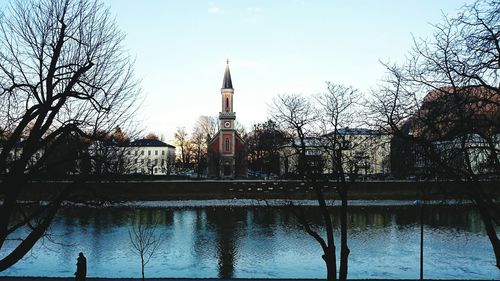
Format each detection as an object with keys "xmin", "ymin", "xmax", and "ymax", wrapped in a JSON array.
[{"xmin": 3, "ymin": 0, "xmax": 477, "ymax": 142}]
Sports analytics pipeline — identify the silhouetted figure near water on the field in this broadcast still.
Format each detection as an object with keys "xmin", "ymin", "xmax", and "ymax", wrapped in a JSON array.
[{"xmin": 75, "ymin": 252, "xmax": 87, "ymax": 281}]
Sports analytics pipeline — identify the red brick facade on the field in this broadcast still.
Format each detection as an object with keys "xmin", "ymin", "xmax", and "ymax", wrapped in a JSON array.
[{"xmin": 207, "ymin": 132, "xmax": 247, "ymax": 178}]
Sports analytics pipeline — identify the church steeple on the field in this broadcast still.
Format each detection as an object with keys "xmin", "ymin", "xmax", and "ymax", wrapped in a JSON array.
[
  {"xmin": 207, "ymin": 59, "xmax": 247, "ymax": 179},
  {"xmin": 222, "ymin": 59, "xmax": 233, "ymax": 89},
  {"xmin": 220, "ymin": 59, "xmax": 235, "ymax": 115}
]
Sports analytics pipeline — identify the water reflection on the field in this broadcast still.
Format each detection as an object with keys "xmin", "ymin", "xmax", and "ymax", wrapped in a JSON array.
[
  {"xmin": 206, "ymin": 208, "xmax": 238, "ymax": 278},
  {"xmin": 2, "ymin": 204, "xmax": 499, "ymax": 279}
]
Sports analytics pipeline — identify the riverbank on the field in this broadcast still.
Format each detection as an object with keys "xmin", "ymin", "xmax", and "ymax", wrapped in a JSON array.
[{"xmin": 18, "ymin": 180, "xmax": 500, "ymax": 201}]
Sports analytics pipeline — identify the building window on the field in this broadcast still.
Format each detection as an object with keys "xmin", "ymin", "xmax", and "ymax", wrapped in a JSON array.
[
  {"xmin": 226, "ymin": 97, "xmax": 229, "ymax": 112},
  {"xmin": 148, "ymin": 150, "xmax": 151, "ymax": 156},
  {"xmin": 141, "ymin": 150, "xmax": 144, "ymax": 155},
  {"xmin": 162, "ymin": 150, "xmax": 165, "ymax": 155},
  {"xmin": 225, "ymin": 138, "xmax": 230, "ymax": 152},
  {"xmin": 155, "ymin": 150, "xmax": 158, "ymax": 155}
]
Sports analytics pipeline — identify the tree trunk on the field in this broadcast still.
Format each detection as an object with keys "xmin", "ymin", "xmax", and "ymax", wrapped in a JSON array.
[
  {"xmin": 474, "ymin": 197, "xmax": 500, "ymax": 269},
  {"xmin": 323, "ymin": 247, "xmax": 337, "ymax": 281},
  {"xmin": 493, "ymin": 237, "xmax": 500, "ymax": 269},
  {"xmin": 0, "ymin": 193, "xmax": 64, "ymax": 271},
  {"xmin": 338, "ymin": 193, "xmax": 350, "ymax": 281},
  {"xmin": 0, "ymin": 189, "xmax": 17, "ymax": 249},
  {"xmin": 337, "ymin": 150, "xmax": 350, "ymax": 281},
  {"xmin": 482, "ymin": 215, "xmax": 500, "ymax": 269},
  {"xmin": 141, "ymin": 255, "xmax": 145, "ymax": 281},
  {"xmin": 315, "ymin": 184, "xmax": 337, "ymax": 281}
]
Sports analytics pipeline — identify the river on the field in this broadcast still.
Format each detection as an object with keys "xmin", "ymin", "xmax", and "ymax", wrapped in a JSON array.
[{"xmin": 2, "ymin": 201, "xmax": 499, "ymax": 279}]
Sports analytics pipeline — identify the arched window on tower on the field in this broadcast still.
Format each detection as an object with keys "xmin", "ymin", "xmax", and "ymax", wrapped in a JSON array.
[
  {"xmin": 225, "ymin": 97, "xmax": 229, "ymax": 112},
  {"xmin": 225, "ymin": 138, "xmax": 230, "ymax": 152}
]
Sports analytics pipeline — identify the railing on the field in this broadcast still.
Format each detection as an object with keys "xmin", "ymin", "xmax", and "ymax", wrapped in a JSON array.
[{"xmin": 219, "ymin": 112, "xmax": 236, "ymax": 119}]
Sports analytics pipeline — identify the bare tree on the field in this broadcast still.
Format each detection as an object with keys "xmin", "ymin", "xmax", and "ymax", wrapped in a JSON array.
[
  {"xmin": 196, "ymin": 115, "xmax": 219, "ymax": 141},
  {"xmin": 247, "ymin": 120, "xmax": 290, "ymax": 176},
  {"xmin": 371, "ymin": 0, "xmax": 500, "ymax": 268},
  {"xmin": 145, "ymin": 132, "xmax": 159, "ymax": 140},
  {"xmin": 271, "ymin": 87, "xmax": 366, "ymax": 281},
  {"xmin": 128, "ymin": 223, "xmax": 163, "ymax": 281},
  {"xmin": 191, "ymin": 123, "xmax": 207, "ymax": 178},
  {"xmin": 271, "ymin": 93, "xmax": 339, "ymax": 281},
  {"xmin": 315, "ymin": 82, "xmax": 361, "ymax": 280},
  {"xmin": 234, "ymin": 120, "xmax": 247, "ymax": 139},
  {"xmin": 0, "ymin": 0, "xmax": 139, "ymax": 271},
  {"xmin": 86, "ymin": 127, "xmax": 147, "ymax": 178},
  {"xmin": 174, "ymin": 127, "xmax": 189, "ymax": 170},
  {"xmin": 270, "ymin": 94, "xmax": 318, "ymax": 177},
  {"xmin": 111, "ymin": 126, "xmax": 130, "ymax": 144}
]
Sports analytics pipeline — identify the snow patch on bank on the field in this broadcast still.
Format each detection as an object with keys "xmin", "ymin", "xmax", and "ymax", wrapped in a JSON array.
[{"xmin": 110, "ymin": 199, "xmax": 470, "ymax": 208}]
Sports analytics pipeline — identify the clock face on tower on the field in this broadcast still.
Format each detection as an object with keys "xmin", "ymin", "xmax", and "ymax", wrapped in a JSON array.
[{"xmin": 224, "ymin": 121, "xmax": 231, "ymax": 128}]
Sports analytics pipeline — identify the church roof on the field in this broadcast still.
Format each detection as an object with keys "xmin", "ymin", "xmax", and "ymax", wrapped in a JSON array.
[{"xmin": 222, "ymin": 60, "xmax": 233, "ymax": 89}]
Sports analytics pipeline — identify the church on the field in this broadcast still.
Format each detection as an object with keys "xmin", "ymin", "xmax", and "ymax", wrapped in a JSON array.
[{"xmin": 207, "ymin": 60, "xmax": 247, "ymax": 178}]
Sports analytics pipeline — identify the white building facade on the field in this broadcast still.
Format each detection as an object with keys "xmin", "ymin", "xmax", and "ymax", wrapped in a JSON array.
[
  {"xmin": 279, "ymin": 128, "xmax": 391, "ymax": 177},
  {"xmin": 124, "ymin": 139, "xmax": 176, "ymax": 175}
]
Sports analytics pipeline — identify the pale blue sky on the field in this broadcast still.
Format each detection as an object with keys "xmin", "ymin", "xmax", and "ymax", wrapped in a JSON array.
[
  {"xmin": 100, "ymin": 0, "xmax": 474, "ymax": 142},
  {"xmin": 3, "ymin": 0, "xmax": 476, "ymax": 141}
]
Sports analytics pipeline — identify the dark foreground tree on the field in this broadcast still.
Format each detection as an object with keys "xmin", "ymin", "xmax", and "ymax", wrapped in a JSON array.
[
  {"xmin": 372, "ymin": 0, "xmax": 500, "ymax": 269},
  {"xmin": 271, "ymin": 87, "xmax": 362, "ymax": 281},
  {"xmin": 315, "ymin": 82, "xmax": 362, "ymax": 280},
  {"xmin": 0, "ymin": 0, "xmax": 139, "ymax": 271}
]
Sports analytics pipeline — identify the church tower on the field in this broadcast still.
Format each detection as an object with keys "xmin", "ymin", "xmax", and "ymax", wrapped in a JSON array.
[
  {"xmin": 220, "ymin": 59, "xmax": 235, "ymax": 131},
  {"xmin": 207, "ymin": 60, "xmax": 247, "ymax": 178}
]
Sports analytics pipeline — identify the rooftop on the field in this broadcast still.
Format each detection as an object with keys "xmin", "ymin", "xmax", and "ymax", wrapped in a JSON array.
[{"xmin": 128, "ymin": 139, "xmax": 175, "ymax": 148}]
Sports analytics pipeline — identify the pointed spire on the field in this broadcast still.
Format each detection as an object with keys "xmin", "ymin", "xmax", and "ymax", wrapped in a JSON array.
[{"xmin": 222, "ymin": 59, "xmax": 233, "ymax": 89}]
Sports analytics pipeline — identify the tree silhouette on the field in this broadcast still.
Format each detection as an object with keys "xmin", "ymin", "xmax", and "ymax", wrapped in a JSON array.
[
  {"xmin": 271, "ymin": 84, "xmax": 363, "ymax": 281},
  {"xmin": 128, "ymin": 223, "xmax": 163, "ymax": 281},
  {"xmin": 372, "ymin": 0, "xmax": 500, "ymax": 268},
  {"xmin": 0, "ymin": 0, "xmax": 139, "ymax": 271}
]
